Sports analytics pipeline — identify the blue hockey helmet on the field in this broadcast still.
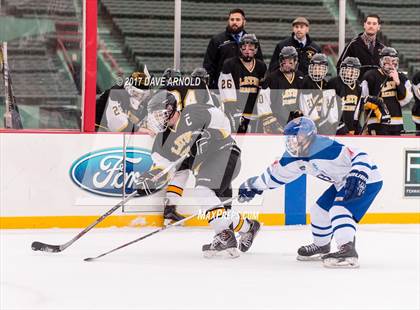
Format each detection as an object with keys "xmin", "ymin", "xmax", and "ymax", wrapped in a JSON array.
[{"xmin": 284, "ymin": 117, "xmax": 317, "ymax": 157}]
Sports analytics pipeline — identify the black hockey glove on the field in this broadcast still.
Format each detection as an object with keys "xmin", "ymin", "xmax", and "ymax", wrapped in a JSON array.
[
  {"xmin": 287, "ymin": 110, "xmax": 304, "ymax": 123},
  {"xmin": 237, "ymin": 116, "xmax": 251, "ymax": 133},
  {"xmin": 261, "ymin": 113, "xmax": 283, "ymax": 134},
  {"xmin": 343, "ymin": 170, "xmax": 368, "ymax": 201},
  {"xmin": 135, "ymin": 168, "xmax": 169, "ymax": 196},
  {"xmin": 363, "ymin": 96, "xmax": 391, "ymax": 124}
]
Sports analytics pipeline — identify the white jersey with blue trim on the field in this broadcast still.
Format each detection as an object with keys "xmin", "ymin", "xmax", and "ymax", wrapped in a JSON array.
[{"xmin": 253, "ymin": 136, "xmax": 382, "ymax": 191}]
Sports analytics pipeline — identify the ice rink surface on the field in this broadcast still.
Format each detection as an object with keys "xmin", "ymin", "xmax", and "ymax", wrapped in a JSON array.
[{"xmin": 1, "ymin": 224, "xmax": 419, "ymax": 310}]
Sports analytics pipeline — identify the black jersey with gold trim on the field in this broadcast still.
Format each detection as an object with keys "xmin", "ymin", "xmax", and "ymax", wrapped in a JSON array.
[
  {"xmin": 218, "ymin": 57, "xmax": 266, "ymax": 116},
  {"xmin": 361, "ymin": 69, "xmax": 413, "ymax": 130},
  {"xmin": 258, "ymin": 70, "xmax": 304, "ymax": 127},
  {"xmin": 327, "ymin": 76, "xmax": 362, "ymax": 133},
  {"xmin": 166, "ymin": 79, "xmax": 214, "ymax": 111},
  {"xmin": 152, "ymin": 104, "xmax": 236, "ymax": 169}
]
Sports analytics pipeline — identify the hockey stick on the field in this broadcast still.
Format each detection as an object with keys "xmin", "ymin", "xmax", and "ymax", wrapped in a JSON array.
[
  {"xmin": 31, "ymin": 153, "xmax": 190, "ymax": 253},
  {"xmin": 2, "ymin": 42, "xmax": 23, "ymax": 129},
  {"xmin": 84, "ymin": 196, "xmax": 238, "ymax": 262}
]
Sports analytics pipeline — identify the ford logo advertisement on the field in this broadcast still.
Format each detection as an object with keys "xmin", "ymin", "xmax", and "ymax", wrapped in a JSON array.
[{"xmin": 70, "ymin": 147, "xmax": 153, "ymax": 197}]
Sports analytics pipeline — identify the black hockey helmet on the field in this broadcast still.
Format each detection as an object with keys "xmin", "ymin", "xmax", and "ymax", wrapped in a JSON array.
[
  {"xmin": 239, "ymin": 33, "xmax": 259, "ymax": 62},
  {"xmin": 339, "ymin": 57, "xmax": 361, "ymax": 85},
  {"xmin": 239, "ymin": 33, "xmax": 259, "ymax": 47},
  {"xmin": 162, "ymin": 68, "xmax": 182, "ymax": 79},
  {"xmin": 191, "ymin": 67, "xmax": 209, "ymax": 85},
  {"xmin": 379, "ymin": 46, "xmax": 398, "ymax": 58},
  {"xmin": 279, "ymin": 46, "xmax": 298, "ymax": 73},
  {"xmin": 146, "ymin": 90, "xmax": 178, "ymax": 133},
  {"xmin": 308, "ymin": 53, "xmax": 328, "ymax": 82},
  {"xmin": 379, "ymin": 47, "xmax": 399, "ymax": 73}
]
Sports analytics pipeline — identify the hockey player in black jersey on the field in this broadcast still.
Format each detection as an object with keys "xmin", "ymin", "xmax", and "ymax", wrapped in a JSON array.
[
  {"xmin": 412, "ymin": 71, "xmax": 420, "ymax": 135},
  {"xmin": 299, "ymin": 53, "xmax": 340, "ymax": 134},
  {"xmin": 95, "ymin": 70, "xmax": 151, "ymax": 132},
  {"xmin": 360, "ymin": 47, "xmax": 413, "ymax": 135},
  {"xmin": 160, "ymin": 68, "xmax": 219, "ymax": 225},
  {"xmin": 218, "ymin": 33, "xmax": 267, "ymax": 133},
  {"xmin": 259, "ymin": 46, "xmax": 304, "ymax": 133},
  {"xmin": 137, "ymin": 90, "xmax": 260, "ymax": 257},
  {"xmin": 328, "ymin": 57, "xmax": 363, "ymax": 135}
]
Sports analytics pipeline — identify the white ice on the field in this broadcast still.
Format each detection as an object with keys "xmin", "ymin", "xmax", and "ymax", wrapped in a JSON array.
[{"xmin": 1, "ymin": 225, "xmax": 419, "ymax": 310}]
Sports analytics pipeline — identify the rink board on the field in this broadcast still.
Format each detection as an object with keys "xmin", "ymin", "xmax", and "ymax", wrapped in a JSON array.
[{"xmin": 0, "ymin": 132, "xmax": 419, "ymax": 228}]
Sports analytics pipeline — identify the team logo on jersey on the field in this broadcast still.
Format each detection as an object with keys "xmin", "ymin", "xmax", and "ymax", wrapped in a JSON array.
[
  {"xmin": 306, "ymin": 50, "xmax": 315, "ymax": 59},
  {"xmin": 70, "ymin": 147, "xmax": 153, "ymax": 197},
  {"xmin": 404, "ymin": 149, "xmax": 420, "ymax": 197}
]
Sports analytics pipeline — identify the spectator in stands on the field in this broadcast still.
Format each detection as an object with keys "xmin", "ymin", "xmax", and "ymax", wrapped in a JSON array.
[
  {"xmin": 337, "ymin": 14, "xmax": 385, "ymax": 79},
  {"xmin": 269, "ymin": 17, "xmax": 321, "ymax": 75},
  {"xmin": 203, "ymin": 8, "xmax": 264, "ymax": 90}
]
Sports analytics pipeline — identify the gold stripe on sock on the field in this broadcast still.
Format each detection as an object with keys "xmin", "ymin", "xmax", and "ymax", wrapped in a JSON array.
[
  {"xmin": 166, "ymin": 185, "xmax": 184, "ymax": 196},
  {"xmin": 234, "ymin": 214, "xmax": 245, "ymax": 232}
]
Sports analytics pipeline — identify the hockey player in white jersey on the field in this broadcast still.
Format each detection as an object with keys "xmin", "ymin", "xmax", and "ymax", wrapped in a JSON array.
[{"xmin": 238, "ymin": 117, "xmax": 383, "ymax": 268}]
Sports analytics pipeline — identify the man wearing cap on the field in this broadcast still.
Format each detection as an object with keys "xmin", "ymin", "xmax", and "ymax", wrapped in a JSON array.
[{"xmin": 269, "ymin": 17, "xmax": 321, "ymax": 75}]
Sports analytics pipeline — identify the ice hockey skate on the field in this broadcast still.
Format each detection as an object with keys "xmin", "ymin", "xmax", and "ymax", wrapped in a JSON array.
[
  {"xmin": 322, "ymin": 241, "xmax": 359, "ymax": 268},
  {"xmin": 202, "ymin": 229, "xmax": 240, "ymax": 259},
  {"xmin": 297, "ymin": 242, "xmax": 331, "ymax": 261},
  {"xmin": 238, "ymin": 219, "xmax": 261, "ymax": 252},
  {"xmin": 163, "ymin": 199, "xmax": 185, "ymax": 226}
]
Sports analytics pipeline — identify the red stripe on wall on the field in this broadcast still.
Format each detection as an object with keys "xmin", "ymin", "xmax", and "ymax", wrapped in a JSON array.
[{"xmin": 83, "ymin": 0, "xmax": 97, "ymax": 132}]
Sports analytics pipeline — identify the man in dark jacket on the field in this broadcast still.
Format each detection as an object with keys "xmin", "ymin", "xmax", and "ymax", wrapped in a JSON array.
[
  {"xmin": 336, "ymin": 14, "xmax": 386, "ymax": 79},
  {"xmin": 203, "ymin": 8, "xmax": 264, "ymax": 90},
  {"xmin": 269, "ymin": 17, "xmax": 321, "ymax": 75}
]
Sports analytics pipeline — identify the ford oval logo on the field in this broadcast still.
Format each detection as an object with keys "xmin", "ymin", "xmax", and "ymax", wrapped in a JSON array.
[{"xmin": 70, "ymin": 147, "xmax": 153, "ymax": 197}]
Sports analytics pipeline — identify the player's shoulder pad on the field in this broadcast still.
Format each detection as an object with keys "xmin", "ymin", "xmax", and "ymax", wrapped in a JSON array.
[
  {"xmin": 325, "ymin": 76, "xmax": 340, "ymax": 89},
  {"xmin": 179, "ymin": 104, "xmax": 211, "ymax": 126},
  {"xmin": 256, "ymin": 58, "xmax": 267, "ymax": 70},
  {"xmin": 360, "ymin": 68, "xmax": 377, "ymax": 82},
  {"xmin": 279, "ymin": 152, "xmax": 302, "ymax": 167},
  {"xmin": 296, "ymin": 70, "xmax": 305, "ymax": 79},
  {"xmin": 261, "ymin": 71, "xmax": 278, "ymax": 87},
  {"xmin": 221, "ymin": 56, "xmax": 237, "ymax": 72},
  {"xmin": 308, "ymin": 136, "xmax": 344, "ymax": 160}
]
